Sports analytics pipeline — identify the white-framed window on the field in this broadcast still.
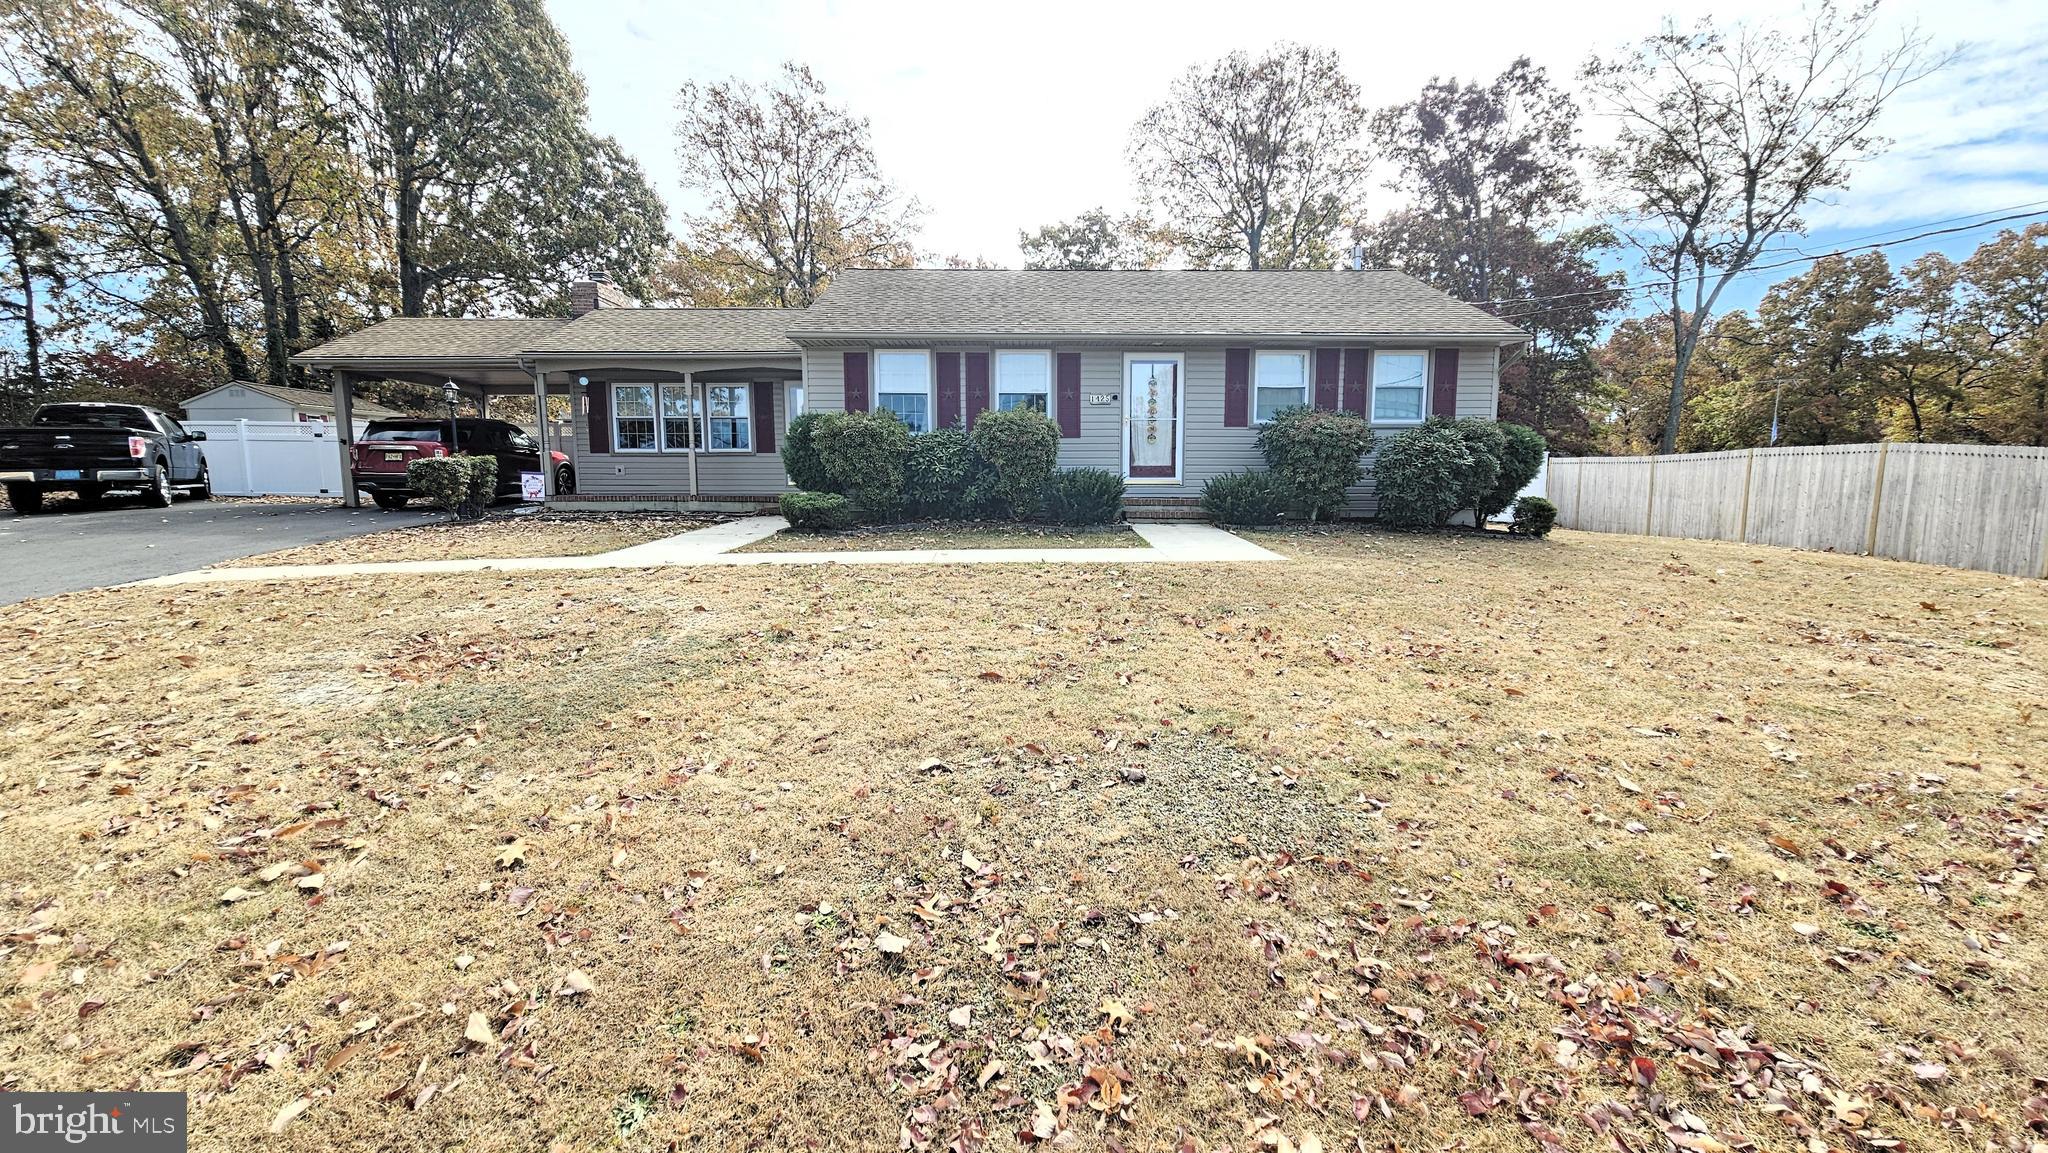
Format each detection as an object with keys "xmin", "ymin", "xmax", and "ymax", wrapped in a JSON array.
[
  {"xmin": 1254, "ymin": 351, "xmax": 1309, "ymax": 423},
  {"xmin": 994, "ymin": 350, "xmax": 1051, "ymax": 414},
  {"xmin": 704, "ymin": 384, "xmax": 752, "ymax": 451},
  {"xmin": 660, "ymin": 383, "xmax": 698, "ymax": 450},
  {"xmin": 785, "ymin": 382, "xmax": 805, "ymax": 430},
  {"xmin": 1370, "ymin": 351, "xmax": 1429, "ymax": 424},
  {"xmin": 873, "ymin": 350, "xmax": 932, "ymax": 433},
  {"xmin": 611, "ymin": 383, "xmax": 657, "ymax": 452}
]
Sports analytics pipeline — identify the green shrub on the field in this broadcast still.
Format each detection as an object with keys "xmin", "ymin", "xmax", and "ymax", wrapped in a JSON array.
[
  {"xmin": 904, "ymin": 426, "xmax": 993, "ymax": 518},
  {"xmin": 408, "ymin": 454, "xmax": 497, "ymax": 520},
  {"xmin": 781, "ymin": 411, "xmax": 834, "ymax": 493},
  {"xmin": 1510, "ymin": 495, "xmax": 1558, "ymax": 538},
  {"xmin": 1449, "ymin": 419, "xmax": 1506, "ymax": 522},
  {"xmin": 779, "ymin": 490, "xmax": 855, "ymax": 532},
  {"xmin": 1201, "ymin": 470, "xmax": 1291, "ymax": 525},
  {"xmin": 1371, "ymin": 420, "xmax": 1476, "ymax": 528},
  {"xmin": 969, "ymin": 408, "xmax": 1062, "ymax": 519},
  {"xmin": 1256, "ymin": 406, "xmax": 1373, "ymax": 521},
  {"xmin": 1478, "ymin": 423, "xmax": 1547, "ymax": 522},
  {"xmin": 1041, "ymin": 468, "xmax": 1125, "ymax": 526},
  {"xmin": 812, "ymin": 410, "xmax": 911, "ymax": 521}
]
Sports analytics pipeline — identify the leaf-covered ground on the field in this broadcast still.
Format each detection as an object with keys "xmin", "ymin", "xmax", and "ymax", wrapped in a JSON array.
[
  {"xmin": 733, "ymin": 521, "xmax": 1148, "ymax": 553},
  {"xmin": 208, "ymin": 511, "xmax": 707, "ymax": 567},
  {"xmin": 0, "ymin": 527, "xmax": 2041, "ymax": 1153}
]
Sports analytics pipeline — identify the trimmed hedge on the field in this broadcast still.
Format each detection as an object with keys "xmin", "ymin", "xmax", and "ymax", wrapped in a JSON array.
[
  {"xmin": 1449, "ymin": 419, "xmax": 1506, "ymax": 523},
  {"xmin": 408, "ymin": 454, "xmax": 497, "ymax": 520},
  {"xmin": 1371, "ymin": 420, "xmax": 1475, "ymax": 528},
  {"xmin": 969, "ymin": 407, "xmax": 1061, "ymax": 519},
  {"xmin": 781, "ymin": 411, "xmax": 834, "ymax": 493},
  {"xmin": 1256, "ymin": 406, "xmax": 1373, "ymax": 521},
  {"xmin": 1510, "ymin": 495, "xmax": 1558, "ymax": 538},
  {"xmin": 905, "ymin": 426, "xmax": 997, "ymax": 519},
  {"xmin": 1201, "ymin": 469, "xmax": 1291, "ymax": 525},
  {"xmin": 1041, "ymin": 468, "xmax": 1124, "ymax": 526},
  {"xmin": 779, "ymin": 490, "xmax": 855, "ymax": 532},
  {"xmin": 813, "ymin": 410, "xmax": 912, "ymax": 521},
  {"xmin": 1478, "ymin": 422, "xmax": 1547, "ymax": 522}
]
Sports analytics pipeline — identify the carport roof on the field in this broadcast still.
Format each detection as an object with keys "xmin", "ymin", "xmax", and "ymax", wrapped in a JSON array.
[{"xmin": 293, "ymin": 318, "xmax": 569, "ymax": 365}]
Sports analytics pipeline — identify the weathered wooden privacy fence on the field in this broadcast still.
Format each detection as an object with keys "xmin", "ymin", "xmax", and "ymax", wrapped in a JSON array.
[{"xmin": 1546, "ymin": 443, "xmax": 2048, "ymax": 578}]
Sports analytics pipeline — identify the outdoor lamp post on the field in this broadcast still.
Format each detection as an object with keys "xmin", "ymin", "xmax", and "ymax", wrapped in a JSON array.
[{"xmin": 443, "ymin": 380, "xmax": 460, "ymax": 453}]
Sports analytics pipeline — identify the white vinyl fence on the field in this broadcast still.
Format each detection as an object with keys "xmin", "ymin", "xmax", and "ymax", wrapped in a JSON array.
[
  {"xmin": 1547, "ymin": 442, "xmax": 2048, "ymax": 578},
  {"xmin": 186, "ymin": 419, "xmax": 346, "ymax": 498}
]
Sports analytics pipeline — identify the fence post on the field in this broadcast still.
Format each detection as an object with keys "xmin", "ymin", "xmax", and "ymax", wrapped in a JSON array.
[
  {"xmin": 237, "ymin": 419, "xmax": 253, "ymax": 496},
  {"xmin": 1738, "ymin": 448, "xmax": 1756, "ymax": 543},
  {"xmin": 1643, "ymin": 454, "xmax": 1658, "ymax": 536},
  {"xmin": 1573, "ymin": 458, "xmax": 1584, "ymax": 529},
  {"xmin": 1864, "ymin": 442, "xmax": 1891, "ymax": 557}
]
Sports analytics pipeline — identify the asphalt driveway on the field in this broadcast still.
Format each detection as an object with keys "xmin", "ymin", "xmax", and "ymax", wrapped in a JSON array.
[{"xmin": 0, "ymin": 497, "xmax": 437, "ymax": 605}]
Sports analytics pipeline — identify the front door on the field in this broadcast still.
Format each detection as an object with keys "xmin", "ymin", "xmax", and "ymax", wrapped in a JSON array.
[{"xmin": 1125, "ymin": 356, "xmax": 1180, "ymax": 480}]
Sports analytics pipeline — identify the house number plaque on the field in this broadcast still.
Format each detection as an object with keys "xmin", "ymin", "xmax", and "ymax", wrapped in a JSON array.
[{"xmin": 1087, "ymin": 393, "xmax": 1119, "ymax": 405}]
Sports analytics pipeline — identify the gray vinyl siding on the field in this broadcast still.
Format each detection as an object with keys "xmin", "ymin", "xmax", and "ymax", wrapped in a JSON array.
[{"xmin": 569, "ymin": 378, "xmax": 797, "ymax": 496}]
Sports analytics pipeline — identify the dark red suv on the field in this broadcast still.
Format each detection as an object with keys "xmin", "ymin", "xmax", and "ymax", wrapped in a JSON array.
[{"xmin": 352, "ymin": 418, "xmax": 573, "ymax": 510}]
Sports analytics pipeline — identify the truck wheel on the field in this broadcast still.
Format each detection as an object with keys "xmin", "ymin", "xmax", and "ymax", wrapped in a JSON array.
[
  {"xmin": 143, "ymin": 461, "xmax": 174, "ymax": 508},
  {"xmin": 373, "ymin": 492, "xmax": 409, "ymax": 511},
  {"xmin": 193, "ymin": 461, "xmax": 212, "ymax": 500},
  {"xmin": 6, "ymin": 484, "xmax": 42, "ymax": 515}
]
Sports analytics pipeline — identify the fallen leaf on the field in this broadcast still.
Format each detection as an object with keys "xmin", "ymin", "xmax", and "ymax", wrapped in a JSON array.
[
  {"xmin": 220, "ymin": 887, "xmax": 259, "ymax": 904},
  {"xmin": 947, "ymin": 1005, "xmax": 972, "ymax": 1030},
  {"xmin": 556, "ymin": 969, "xmax": 593, "ymax": 997},
  {"xmin": 1100, "ymin": 997, "xmax": 1133, "ymax": 1034},
  {"xmin": 18, "ymin": 961, "xmax": 56, "ymax": 986},
  {"xmin": 874, "ymin": 931, "xmax": 910, "ymax": 955},
  {"xmin": 495, "ymin": 838, "xmax": 530, "ymax": 869},
  {"xmin": 270, "ymin": 1098, "xmax": 312, "ymax": 1134},
  {"xmin": 464, "ymin": 1011, "xmax": 494, "ymax": 1046}
]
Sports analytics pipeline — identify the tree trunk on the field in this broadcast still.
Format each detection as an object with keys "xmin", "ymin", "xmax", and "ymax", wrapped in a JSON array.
[
  {"xmin": 1662, "ymin": 341, "xmax": 1692, "ymax": 454},
  {"xmin": 10, "ymin": 240, "xmax": 40, "ymax": 389}
]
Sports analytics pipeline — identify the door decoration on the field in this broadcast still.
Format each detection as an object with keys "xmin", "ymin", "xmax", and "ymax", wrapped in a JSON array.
[{"xmin": 1127, "ymin": 359, "xmax": 1178, "ymax": 479}]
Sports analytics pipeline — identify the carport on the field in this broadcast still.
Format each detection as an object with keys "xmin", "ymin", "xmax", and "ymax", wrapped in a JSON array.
[{"xmin": 291, "ymin": 319, "xmax": 573, "ymax": 507}]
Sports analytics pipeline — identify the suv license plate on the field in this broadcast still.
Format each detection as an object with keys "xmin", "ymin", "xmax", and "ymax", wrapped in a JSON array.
[
  {"xmin": 383, "ymin": 452, "xmax": 404, "ymax": 462},
  {"xmin": 54, "ymin": 469, "xmax": 82, "ymax": 480}
]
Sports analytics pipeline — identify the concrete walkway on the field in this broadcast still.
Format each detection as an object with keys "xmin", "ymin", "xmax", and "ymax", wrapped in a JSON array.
[{"xmin": 132, "ymin": 517, "xmax": 1282, "ymax": 588}]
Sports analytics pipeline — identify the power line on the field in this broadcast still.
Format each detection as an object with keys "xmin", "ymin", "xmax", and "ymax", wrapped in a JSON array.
[
  {"xmin": 1757, "ymin": 198, "xmax": 2048, "ymax": 259},
  {"xmin": 1488, "ymin": 206, "xmax": 2048, "ymax": 325}
]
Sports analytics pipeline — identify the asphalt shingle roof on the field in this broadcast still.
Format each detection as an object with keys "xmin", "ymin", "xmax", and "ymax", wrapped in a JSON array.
[
  {"xmin": 293, "ymin": 318, "xmax": 568, "ymax": 363},
  {"xmin": 789, "ymin": 269, "xmax": 1528, "ymax": 341},
  {"xmin": 523, "ymin": 308, "xmax": 801, "ymax": 356}
]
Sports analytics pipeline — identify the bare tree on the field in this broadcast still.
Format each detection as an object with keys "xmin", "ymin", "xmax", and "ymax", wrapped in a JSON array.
[
  {"xmin": 673, "ymin": 63, "xmax": 921, "ymax": 307},
  {"xmin": 1583, "ymin": 1, "xmax": 1947, "ymax": 453},
  {"xmin": 1127, "ymin": 43, "xmax": 1367, "ymax": 270}
]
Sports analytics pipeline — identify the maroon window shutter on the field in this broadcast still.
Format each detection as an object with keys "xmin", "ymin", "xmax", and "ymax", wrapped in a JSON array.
[
  {"xmin": 1431, "ymin": 348, "xmax": 1460, "ymax": 418},
  {"xmin": 1341, "ymin": 349, "xmax": 1368, "ymax": 416},
  {"xmin": 1314, "ymin": 348, "xmax": 1340, "ymax": 411},
  {"xmin": 842, "ymin": 351, "xmax": 870, "ymax": 413},
  {"xmin": 1054, "ymin": 352, "xmax": 1082, "ymax": 438},
  {"xmin": 935, "ymin": 351, "xmax": 961, "ymax": 428},
  {"xmin": 752, "ymin": 383, "xmax": 776, "ymax": 453},
  {"xmin": 585, "ymin": 381, "xmax": 609, "ymax": 454},
  {"xmin": 1223, "ymin": 348, "xmax": 1250, "ymax": 428},
  {"xmin": 964, "ymin": 352, "xmax": 990, "ymax": 429}
]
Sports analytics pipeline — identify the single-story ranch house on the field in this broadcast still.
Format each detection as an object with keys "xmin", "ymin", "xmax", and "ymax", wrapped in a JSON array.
[{"xmin": 294, "ymin": 269, "xmax": 1528, "ymax": 517}]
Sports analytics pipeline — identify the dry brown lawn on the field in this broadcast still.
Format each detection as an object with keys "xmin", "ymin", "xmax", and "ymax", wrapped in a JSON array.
[
  {"xmin": 0, "ymin": 527, "xmax": 2042, "ymax": 1153},
  {"xmin": 209, "ymin": 512, "xmax": 705, "ymax": 567},
  {"xmin": 735, "ymin": 521, "xmax": 1147, "ymax": 553}
]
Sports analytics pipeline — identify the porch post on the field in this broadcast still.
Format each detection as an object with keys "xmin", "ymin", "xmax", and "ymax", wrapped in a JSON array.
[
  {"xmin": 530, "ymin": 367, "xmax": 553, "ymax": 497},
  {"xmin": 332, "ymin": 370, "xmax": 358, "ymax": 507},
  {"xmin": 685, "ymin": 372, "xmax": 699, "ymax": 500}
]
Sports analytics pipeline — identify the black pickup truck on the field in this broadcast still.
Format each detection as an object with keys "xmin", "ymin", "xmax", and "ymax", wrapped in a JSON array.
[{"xmin": 0, "ymin": 402, "xmax": 212, "ymax": 513}]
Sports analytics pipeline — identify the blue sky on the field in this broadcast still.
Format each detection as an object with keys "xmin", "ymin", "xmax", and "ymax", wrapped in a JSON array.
[{"xmin": 546, "ymin": 0, "xmax": 2048, "ymax": 318}]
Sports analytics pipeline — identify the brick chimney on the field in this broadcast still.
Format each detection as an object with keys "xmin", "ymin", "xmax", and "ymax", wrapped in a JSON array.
[{"xmin": 569, "ymin": 273, "xmax": 639, "ymax": 316}]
